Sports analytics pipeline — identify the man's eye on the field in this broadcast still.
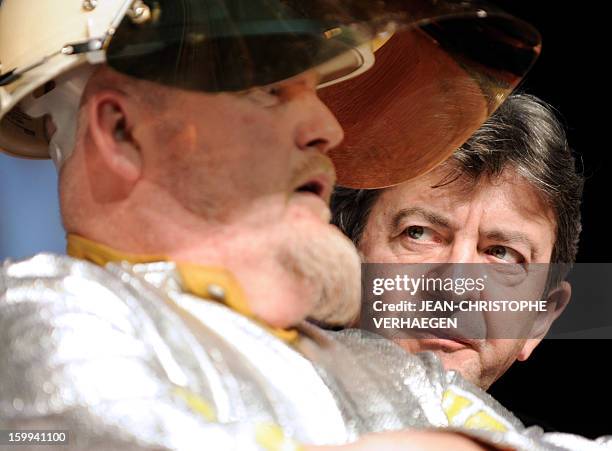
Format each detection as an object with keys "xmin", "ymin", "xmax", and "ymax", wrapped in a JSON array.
[
  {"xmin": 486, "ymin": 245, "xmax": 524, "ymax": 263},
  {"xmin": 266, "ymin": 86, "xmax": 281, "ymax": 96},
  {"xmin": 403, "ymin": 225, "xmax": 436, "ymax": 241},
  {"xmin": 406, "ymin": 225, "xmax": 424, "ymax": 239},
  {"xmin": 244, "ymin": 86, "xmax": 282, "ymax": 106}
]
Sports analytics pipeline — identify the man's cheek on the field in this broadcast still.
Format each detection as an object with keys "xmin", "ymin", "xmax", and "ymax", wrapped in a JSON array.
[
  {"xmin": 284, "ymin": 201, "xmax": 331, "ymax": 224},
  {"xmin": 238, "ymin": 110, "xmax": 287, "ymax": 146}
]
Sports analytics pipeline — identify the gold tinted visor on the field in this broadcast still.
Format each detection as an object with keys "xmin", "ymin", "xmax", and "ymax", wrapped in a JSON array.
[
  {"xmin": 0, "ymin": 0, "xmax": 540, "ymax": 181},
  {"xmin": 319, "ymin": 2, "xmax": 541, "ymax": 188}
]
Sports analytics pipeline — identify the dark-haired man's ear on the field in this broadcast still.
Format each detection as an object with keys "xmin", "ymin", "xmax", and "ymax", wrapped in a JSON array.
[
  {"xmin": 87, "ymin": 90, "xmax": 142, "ymax": 183},
  {"xmin": 517, "ymin": 281, "xmax": 571, "ymax": 362}
]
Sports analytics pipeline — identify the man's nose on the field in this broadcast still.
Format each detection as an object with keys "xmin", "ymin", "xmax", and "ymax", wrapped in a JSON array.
[
  {"xmin": 447, "ymin": 240, "xmax": 479, "ymax": 264},
  {"xmin": 283, "ymin": 80, "xmax": 344, "ymax": 154}
]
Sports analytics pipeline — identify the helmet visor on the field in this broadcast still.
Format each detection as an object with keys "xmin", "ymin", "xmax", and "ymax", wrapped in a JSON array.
[
  {"xmin": 106, "ymin": 0, "xmax": 540, "ymax": 189},
  {"xmin": 106, "ymin": 0, "xmax": 380, "ymax": 92},
  {"xmin": 318, "ymin": 1, "xmax": 541, "ymax": 188}
]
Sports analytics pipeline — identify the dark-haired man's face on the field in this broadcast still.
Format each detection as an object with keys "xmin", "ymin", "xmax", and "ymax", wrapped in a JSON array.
[{"xmin": 358, "ymin": 163, "xmax": 569, "ymax": 389}]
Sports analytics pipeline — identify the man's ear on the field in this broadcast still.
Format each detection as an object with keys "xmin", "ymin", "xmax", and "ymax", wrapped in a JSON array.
[
  {"xmin": 87, "ymin": 90, "xmax": 142, "ymax": 182},
  {"xmin": 517, "ymin": 281, "xmax": 572, "ymax": 361}
]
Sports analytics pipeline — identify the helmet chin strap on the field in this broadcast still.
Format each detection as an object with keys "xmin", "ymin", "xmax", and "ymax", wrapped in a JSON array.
[{"xmin": 19, "ymin": 64, "xmax": 96, "ymax": 169}]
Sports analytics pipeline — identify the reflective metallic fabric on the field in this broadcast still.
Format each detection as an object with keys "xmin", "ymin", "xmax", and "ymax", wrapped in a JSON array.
[{"xmin": 1, "ymin": 254, "xmax": 610, "ymax": 450}]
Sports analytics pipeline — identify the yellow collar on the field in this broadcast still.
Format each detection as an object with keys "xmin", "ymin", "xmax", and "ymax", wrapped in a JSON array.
[{"xmin": 67, "ymin": 234, "xmax": 298, "ymax": 343}]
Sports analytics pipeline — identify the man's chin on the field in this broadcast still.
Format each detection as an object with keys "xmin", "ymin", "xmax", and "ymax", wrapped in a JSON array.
[
  {"xmin": 279, "ymin": 219, "xmax": 362, "ymax": 326},
  {"xmin": 430, "ymin": 348, "xmax": 484, "ymax": 388},
  {"xmin": 289, "ymin": 192, "xmax": 332, "ymax": 223},
  {"xmin": 395, "ymin": 338, "xmax": 484, "ymax": 384}
]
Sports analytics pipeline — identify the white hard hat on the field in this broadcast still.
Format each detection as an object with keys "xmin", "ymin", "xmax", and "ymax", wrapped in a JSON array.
[
  {"xmin": 0, "ymin": 0, "xmax": 377, "ymax": 166},
  {"xmin": 0, "ymin": 0, "xmax": 132, "ymax": 162}
]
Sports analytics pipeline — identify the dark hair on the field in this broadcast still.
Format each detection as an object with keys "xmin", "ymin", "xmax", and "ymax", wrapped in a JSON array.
[{"xmin": 332, "ymin": 94, "xmax": 584, "ymax": 264}]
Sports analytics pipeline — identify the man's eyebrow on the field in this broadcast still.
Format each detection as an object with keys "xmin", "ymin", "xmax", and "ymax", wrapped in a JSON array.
[
  {"xmin": 484, "ymin": 229, "xmax": 540, "ymax": 258},
  {"xmin": 390, "ymin": 207, "xmax": 453, "ymax": 231}
]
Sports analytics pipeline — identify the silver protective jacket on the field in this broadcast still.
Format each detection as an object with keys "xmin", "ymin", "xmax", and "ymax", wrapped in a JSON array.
[{"xmin": 1, "ymin": 254, "xmax": 610, "ymax": 450}]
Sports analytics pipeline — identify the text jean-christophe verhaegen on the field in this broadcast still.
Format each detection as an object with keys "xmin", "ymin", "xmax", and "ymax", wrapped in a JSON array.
[{"xmin": 368, "ymin": 274, "xmax": 547, "ymax": 330}]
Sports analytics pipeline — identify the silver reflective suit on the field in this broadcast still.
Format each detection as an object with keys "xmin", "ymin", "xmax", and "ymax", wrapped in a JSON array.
[{"xmin": 1, "ymin": 254, "xmax": 610, "ymax": 450}]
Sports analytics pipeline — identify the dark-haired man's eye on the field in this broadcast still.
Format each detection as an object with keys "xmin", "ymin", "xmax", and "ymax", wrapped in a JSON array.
[
  {"xmin": 486, "ymin": 245, "xmax": 524, "ymax": 264},
  {"xmin": 407, "ymin": 225, "xmax": 424, "ymax": 239}
]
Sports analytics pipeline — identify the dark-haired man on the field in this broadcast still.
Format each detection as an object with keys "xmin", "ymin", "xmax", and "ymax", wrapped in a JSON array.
[{"xmin": 333, "ymin": 94, "xmax": 582, "ymax": 390}]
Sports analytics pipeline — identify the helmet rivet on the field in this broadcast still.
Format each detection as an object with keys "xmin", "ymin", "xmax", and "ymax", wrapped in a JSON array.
[
  {"xmin": 207, "ymin": 284, "xmax": 227, "ymax": 302},
  {"xmin": 82, "ymin": 0, "xmax": 98, "ymax": 11},
  {"xmin": 128, "ymin": 1, "xmax": 152, "ymax": 24}
]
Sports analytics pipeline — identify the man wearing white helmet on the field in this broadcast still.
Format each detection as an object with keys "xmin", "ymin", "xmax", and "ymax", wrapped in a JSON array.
[{"xmin": 1, "ymin": 1, "xmax": 606, "ymax": 450}]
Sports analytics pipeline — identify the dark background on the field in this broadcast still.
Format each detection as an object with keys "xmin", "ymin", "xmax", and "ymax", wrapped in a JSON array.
[{"xmin": 488, "ymin": 1, "xmax": 611, "ymax": 439}]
